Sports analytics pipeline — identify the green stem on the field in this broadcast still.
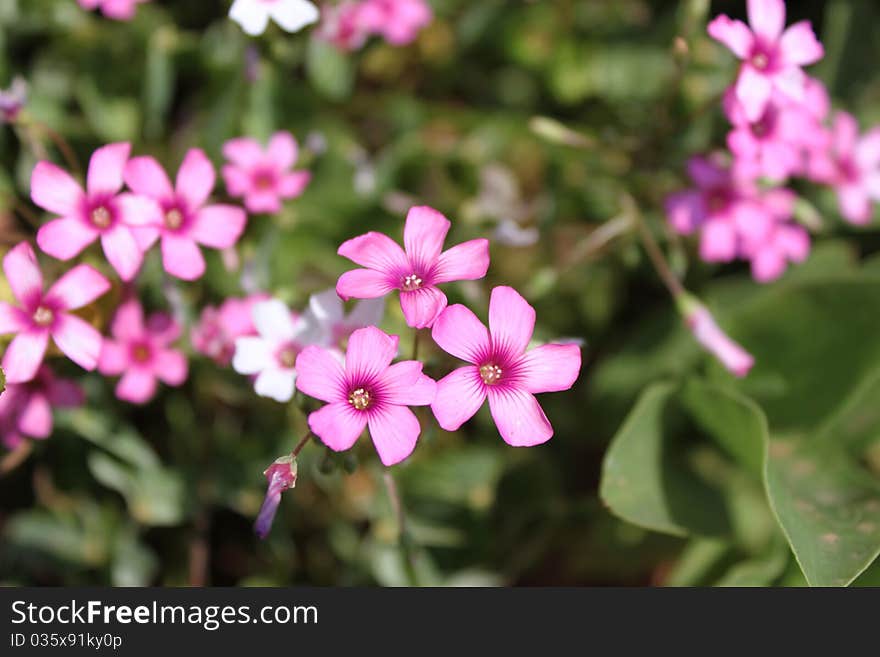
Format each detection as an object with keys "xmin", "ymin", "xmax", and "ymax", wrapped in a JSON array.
[
  {"xmin": 382, "ymin": 469, "xmax": 420, "ymax": 586},
  {"xmin": 625, "ymin": 193, "xmax": 686, "ymax": 300}
]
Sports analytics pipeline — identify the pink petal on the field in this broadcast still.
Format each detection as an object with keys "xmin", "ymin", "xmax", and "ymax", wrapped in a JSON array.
[
  {"xmin": 336, "ymin": 268, "xmax": 396, "ymax": 300},
  {"xmin": 161, "ymin": 234, "xmax": 206, "ymax": 280},
  {"xmin": 18, "ymin": 392, "xmax": 52, "ymax": 438},
  {"xmin": 52, "ymin": 314, "xmax": 103, "ymax": 371},
  {"xmin": 751, "ymin": 247, "xmax": 786, "ymax": 283},
  {"xmin": 47, "ymin": 377, "xmax": 84, "ymax": 407},
  {"xmin": 222, "ymin": 137, "xmax": 264, "ymax": 168},
  {"xmin": 45, "ymin": 264, "xmax": 110, "ymax": 311},
  {"xmin": 175, "ymin": 148, "xmax": 215, "ymax": 210},
  {"xmin": 399, "ymin": 286, "xmax": 447, "ymax": 329},
  {"xmin": 488, "ymin": 286, "xmax": 535, "ymax": 357},
  {"xmin": 430, "ymin": 304, "xmax": 489, "ymax": 364},
  {"xmin": 98, "ymin": 340, "xmax": 129, "ymax": 376},
  {"xmin": 124, "ymin": 156, "xmax": 174, "ymax": 200},
  {"xmin": 154, "ymin": 349, "xmax": 188, "ymax": 386},
  {"xmin": 367, "ymin": 404, "xmax": 421, "ymax": 466},
  {"xmin": 30, "ymin": 161, "xmax": 84, "ymax": 215},
  {"xmin": 244, "ymin": 191, "xmax": 282, "ymax": 214},
  {"xmin": 772, "ymin": 66, "xmax": 807, "ymax": 102},
  {"xmin": 487, "ymin": 388, "xmax": 553, "ymax": 447},
  {"xmin": 115, "ymin": 193, "xmax": 163, "ymax": 227},
  {"xmin": 688, "ymin": 307, "xmax": 755, "ymax": 375},
  {"xmin": 267, "ymin": 131, "xmax": 298, "ymax": 170},
  {"xmin": 110, "ymin": 298, "xmax": 144, "ymax": 341},
  {"xmin": 294, "ymin": 345, "xmax": 346, "ymax": 403},
  {"xmin": 86, "ymin": 142, "xmax": 130, "ymax": 196},
  {"xmin": 856, "ymin": 128, "xmax": 880, "ymax": 170},
  {"xmin": 116, "ymin": 368, "xmax": 158, "ymax": 404},
  {"xmin": 736, "ymin": 66, "xmax": 773, "ymax": 123},
  {"xmin": 146, "ymin": 312, "xmax": 181, "ymax": 344},
  {"xmin": 832, "ymin": 112, "xmax": 859, "ymax": 156},
  {"xmin": 36, "ymin": 216, "xmax": 99, "ymax": 261},
  {"xmin": 378, "ymin": 361, "xmax": 436, "ymax": 406},
  {"xmin": 345, "ymin": 326, "xmax": 398, "ymax": 382},
  {"xmin": 278, "ymin": 171, "xmax": 311, "ymax": 198},
  {"xmin": 101, "ymin": 224, "xmax": 143, "ymax": 281},
  {"xmin": 432, "ymin": 238, "xmax": 490, "ymax": 284},
  {"xmin": 131, "ymin": 226, "xmax": 160, "ymax": 251},
  {"xmin": 403, "ymin": 205, "xmax": 450, "ymax": 268},
  {"xmin": 839, "ymin": 184, "xmax": 872, "ymax": 224},
  {"xmin": 517, "ymin": 343, "xmax": 582, "ymax": 394},
  {"xmin": 190, "ymin": 205, "xmax": 247, "ymax": 249},
  {"xmin": 337, "ymin": 231, "xmax": 408, "ymax": 272},
  {"xmin": 665, "ymin": 190, "xmax": 704, "ymax": 234},
  {"xmin": 2, "ymin": 330, "xmax": 49, "ymax": 383},
  {"xmin": 3, "ymin": 242, "xmax": 44, "ymax": 307},
  {"xmin": 707, "ymin": 15, "xmax": 755, "ymax": 59},
  {"xmin": 431, "ymin": 366, "xmax": 487, "ymax": 431},
  {"xmin": 221, "ymin": 165, "xmax": 252, "ymax": 197},
  {"xmin": 308, "ymin": 402, "xmax": 367, "ymax": 452},
  {"xmin": 747, "ymin": 0, "xmax": 785, "ymax": 41},
  {"xmin": 779, "ymin": 21, "xmax": 824, "ymax": 67},
  {"xmin": 0, "ymin": 302, "xmax": 27, "ymax": 335},
  {"xmin": 699, "ymin": 219, "xmax": 738, "ymax": 262},
  {"xmin": 686, "ymin": 156, "xmax": 728, "ymax": 189}
]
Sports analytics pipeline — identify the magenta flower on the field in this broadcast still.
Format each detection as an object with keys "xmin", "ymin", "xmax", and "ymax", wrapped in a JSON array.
[
  {"xmin": 295, "ymin": 326, "xmax": 436, "ymax": 466},
  {"xmin": 254, "ymin": 455, "xmax": 297, "ymax": 539},
  {"xmin": 0, "ymin": 242, "xmax": 109, "ymax": 384},
  {"xmin": 191, "ymin": 294, "xmax": 269, "ymax": 366},
  {"xmin": 336, "ymin": 205, "xmax": 490, "ymax": 328},
  {"xmin": 740, "ymin": 188, "xmax": 809, "ymax": 282},
  {"xmin": 33, "ymin": 143, "xmax": 159, "ymax": 281},
  {"xmin": 123, "ymin": 149, "xmax": 248, "ymax": 280},
  {"xmin": 807, "ymin": 112, "xmax": 880, "ymax": 224},
  {"xmin": 97, "ymin": 298, "xmax": 188, "ymax": 404},
  {"xmin": 77, "ymin": 0, "xmax": 150, "ymax": 21},
  {"xmin": 221, "ymin": 132, "xmax": 311, "ymax": 214},
  {"xmin": 0, "ymin": 365, "xmax": 85, "ymax": 450},
  {"xmin": 316, "ymin": 1, "xmax": 370, "ymax": 51},
  {"xmin": 356, "ymin": 0, "xmax": 432, "ymax": 46},
  {"xmin": 708, "ymin": 0, "xmax": 824, "ymax": 121},
  {"xmin": 430, "ymin": 286, "xmax": 581, "ymax": 447},
  {"xmin": 684, "ymin": 303, "xmax": 754, "ymax": 377}
]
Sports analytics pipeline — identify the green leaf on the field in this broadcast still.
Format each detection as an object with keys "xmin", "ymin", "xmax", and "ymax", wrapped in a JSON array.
[{"xmin": 305, "ymin": 38, "xmax": 354, "ymax": 101}]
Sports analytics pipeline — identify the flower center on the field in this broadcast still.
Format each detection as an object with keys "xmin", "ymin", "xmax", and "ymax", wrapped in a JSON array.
[
  {"xmin": 91, "ymin": 205, "xmax": 112, "ymax": 229},
  {"xmin": 401, "ymin": 274, "xmax": 423, "ymax": 291},
  {"xmin": 706, "ymin": 190, "xmax": 727, "ymax": 213},
  {"xmin": 32, "ymin": 306, "xmax": 54, "ymax": 327},
  {"xmin": 277, "ymin": 344, "xmax": 298, "ymax": 369},
  {"xmin": 254, "ymin": 172, "xmax": 274, "ymax": 190},
  {"xmin": 752, "ymin": 119, "xmax": 769, "ymax": 138},
  {"xmin": 751, "ymin": 53, "xmax": 769, "ymax": 70},
  {"xmin": 348, "ymin": 387, "xmax": 372, "ymax": 411},
  {"xmin": 165, "ymin": 208, "xmax": 184, "ymax": 230},
  {"xmin": 479, "ymin": 363, "xmax": 503, "ymax": 385},
  {"xmin": 132, "ymin": 343, "xmax": 151, "ymax": 363}
]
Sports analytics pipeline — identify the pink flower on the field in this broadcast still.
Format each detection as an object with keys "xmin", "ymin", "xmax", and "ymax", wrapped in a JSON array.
[
  {"xmin": 740, "ymin": 188, "xmax": 809, "ymax": 281},
  {"xmin": 317, "ymin": 1, "xmax": 370, "ymax": 51},
  {"xmin": 307, "ymin": 287, "xmax": 384, "ymax": 348},
  {"xmin": 221, "ymin": 132, "xmax": 311, "ymax": 214},
  {"xmin": 295, "ymin": 326, "xmax": 436, "ymax": 466},
  {"xmin": 97, "ymin": 298, "xmax": 188, "ymax": 404},
  {"xmin": 684, "ymin": 304, "xmax": 754, "ymax": 377},
  {"xmin": 191, "ymin": 294, "xmax": 269, "ymax": 366},
  {"xmin": 123, "ymin": 149, "xmax": 248, "ymax": 280},
  {"xmin": 807, "ymin": 112, "xmax": 880, "ymax": 224},
  {"xmin": 336, "ymin": 205, "xmax": 490, "ymax": 328},
  {"xmin": 78, "ymin": 0, "xmax": 150, "ymax": 20},
  {"xmin": 708, "ymin": 0, "xmax": 824, "ymax": 121},
  {"xmin": 254, "ymin": 455, "xmax": 297, "ymax": 539},
  {"xmin": 0, "ymin": 243, "xmax": 109, "ymax": 383},
  {"xmin": 430, "ymin": 286, "xmax": 581, "ymax": 447},
  {"xmin": 33, "ymin": 143, "xmax": 159, "ymax": 281},
  {"xmin": 356, "ymin": 0, "xmax": 432, "ymax": 46},
  {"xmin": 0, "ymin": 365, "xmax": 85, "ymax": 450}
]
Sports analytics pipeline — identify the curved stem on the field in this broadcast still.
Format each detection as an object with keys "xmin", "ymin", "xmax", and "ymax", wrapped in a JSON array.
[
  {"xmin": 625, "ymin": 193, "xmax": 686, "ymax": 300},
  {"xmin": 382, "ymin": 469, "xmax": 420, "ymax": 586}
]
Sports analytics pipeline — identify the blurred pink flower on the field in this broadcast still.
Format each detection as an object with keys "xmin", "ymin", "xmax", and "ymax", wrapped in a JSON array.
[
  {"xmin": 78, "ymin": 0, "xmax": 150, "ymax": 21},
  {"xmin": 740, "ymin": 188, "xmax": 809, "ymax": 281},
  {"xmin": 229, "ymin": 0, "xmax": 319, "ymax": 36},
  {"xmin": 357, "ymin": 0, "xmax": 432, "ymax": 46},
  {"xmin": 33, "ymin": 143, "xmax": 159, "ymax": 281},
  {"xmin": 685, "ymin": 304, "xmax": 754, "ymax": 377},
  {"xmin": 295, "ymin": 326, "xmax": 436, "ymax": 466},
  {"xmin": 317, "ymin": 1, "xmax": 369, "ymax": 51},
  {"xmin": 307, "ymin": 287, "xmax": 384, "ymax": 348},
  {"xmin": 254, "ymin": 455, "xmax": 297, "ymax": 539},
  {"xmin": 0, "ymin": 243, "xmax": 109, "ymax": 383},
  {"xmin": 430, "ymin": 286, "xmax": 581, "ymax": 447},
  {"xmin": 708, "ymin": 0, "xmax": 823, "ymax": 121},
  {"xmin": 0, "ymin": 365, "xmax": 85, "ymax": 450},
  {"xmin": 221, "ymin": 132, "xmax": 311, "ymax": 214},
  {"xmin": 123, "ymin": 149, "xmax": 247, "ymax": 280},
  {"xmin": 0, "ymin": 77, "xmax": 27, "ymax": 124},
  {"xmin": 807, "ymin": 112, "xmax": 880, "ymax": 224},
  {"xmin": 98, "ymin": 298, "xmax": 188, "ymax": 404},
  {"xmin": 336, "ymin": 205, "xmax": 490, "ymax": 328},
  {"xmin": 191, "ymin": 294, "xmax": 269, "ymax": 366}
]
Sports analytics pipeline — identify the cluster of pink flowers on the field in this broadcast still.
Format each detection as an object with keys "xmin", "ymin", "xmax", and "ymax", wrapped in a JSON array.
[
  {"xmin": 77, "ymin": 0, "xmax": 150, "ymax": 21},
  {"xmin": 667, "ymin": 0, "xmax": 880, "ymax": 283},
  {"xmin": 317, "ymin": 0, "xmax": 432, "ymax": 51}
]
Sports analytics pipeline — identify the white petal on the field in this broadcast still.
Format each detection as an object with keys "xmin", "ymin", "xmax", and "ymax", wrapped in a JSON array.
[
  {"xmin": 269, "ymin": 0, "xmax": 320, "ymax": 33},
  {"xmin": 253, "ymin": 299, "xmax": 296, "ymax": 341},
  {"xmin": 254, "ymin": 368, "xmax": 296, "ymax": 402},
  {"xmin": 345, "ymin": 297, "xmax": 385, "ymax": 330},
  {"xmin": 232, "ymin": 336, "xmax": 272, "ymax": 375},
  {"xmin": 229, "ymin": 0, "xmax": 271, "ymax": 36},
  {"xmin": 308, "ymin": 288, "xmax": 344, "ymax": 324}
]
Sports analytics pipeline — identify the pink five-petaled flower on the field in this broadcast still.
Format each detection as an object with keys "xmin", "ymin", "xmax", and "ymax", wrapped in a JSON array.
[
  {"xmin": 123, "ymin": 149, "xmax": 247, "ymax": 281},
  {"xmin": 807, "ymin": 112, "xmax": 880, "ymax": 225},
  {"xmin": 0, "ymin": 365, "xmax": 85, "ymax": 450},
  {"xmin": 78, "ymin": 0, "xmax": 150, "ymax": 21},
  {"xmin": 191, "ymin": 294, "xmax": 269, "ymax": 366},
  {"xmin": 33, "ymin": 143, "xmax": 159, "ymax": 281},
  {"xmin": 683, "ymin": 303, "xmax": 754, "ymax": 378},
  {"xmin": 708, "ymin": 0, "xmax": 824, "ymax": 122},
  {"xmin": 254, "ymin": 455, "xmax": 297, "ymax": 539},
  {"xmin": 295, "ymin": 326, "xmax": 437, "ymax": 466},
  {"xmin": 356, "ymin": 0, "xmax": 432, "ymax": 46},
  {"xmin": 336, "ymin": 206, "xmax": 490, "ymax": 329},
  {"xmin": 97, "ymin": 298, "xmax": 188, "ymax": 404},
  {"xmin": 0, "ymin": 243, "xmax": 109, "ymax": 384},
  {"xmin": 221, "ymin": 132, "xmax": 311, "ymax": 214},
  {"xmin": 430, "ymin": 286, "xmax": 582, "ymax": 447}
]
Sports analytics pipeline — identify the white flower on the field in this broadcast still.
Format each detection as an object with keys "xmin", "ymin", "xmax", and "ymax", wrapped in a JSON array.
[
  {"xmin": 307, "ymin": 288, "xmax": 385, "ymax": 345},
  {"xmin": 233, "ymin": 299, "xmax": 324, "ymax": 402},
  {"xmin": 229, "ymin": 0, "xmax": 319, "ymax": 37}
]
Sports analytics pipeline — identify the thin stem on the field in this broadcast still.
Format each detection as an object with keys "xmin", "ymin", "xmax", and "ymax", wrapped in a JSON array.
[
  {"xmin": 10, "ymin": 197, "xmax": 41, "ymax": 231},
  {"xmin": 625, "ymin": 193, "xmax": 686, "ymax": 299},
  {"xmin": 382, "ymin": 469, "xmax": 419, "ymax": 586},
  {"xmin": 292, "ymin": 431, "xmax": 313, "ymax": 458},
  {"xmin": 0, "ymin": 441, "xmax": 33, "ymax": 477},
  {"xmin": 563, "ymin": 213, "xmax": 635, "ymax": 271},
  {"xmin": 42, "ymin": 123, "xmax": 82, "ymax": 175}
]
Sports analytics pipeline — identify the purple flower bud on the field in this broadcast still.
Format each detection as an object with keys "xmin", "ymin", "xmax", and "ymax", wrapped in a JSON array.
[{"xmin": 254, "ymin": 455, "xmax": 297, "ymax": 539}]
